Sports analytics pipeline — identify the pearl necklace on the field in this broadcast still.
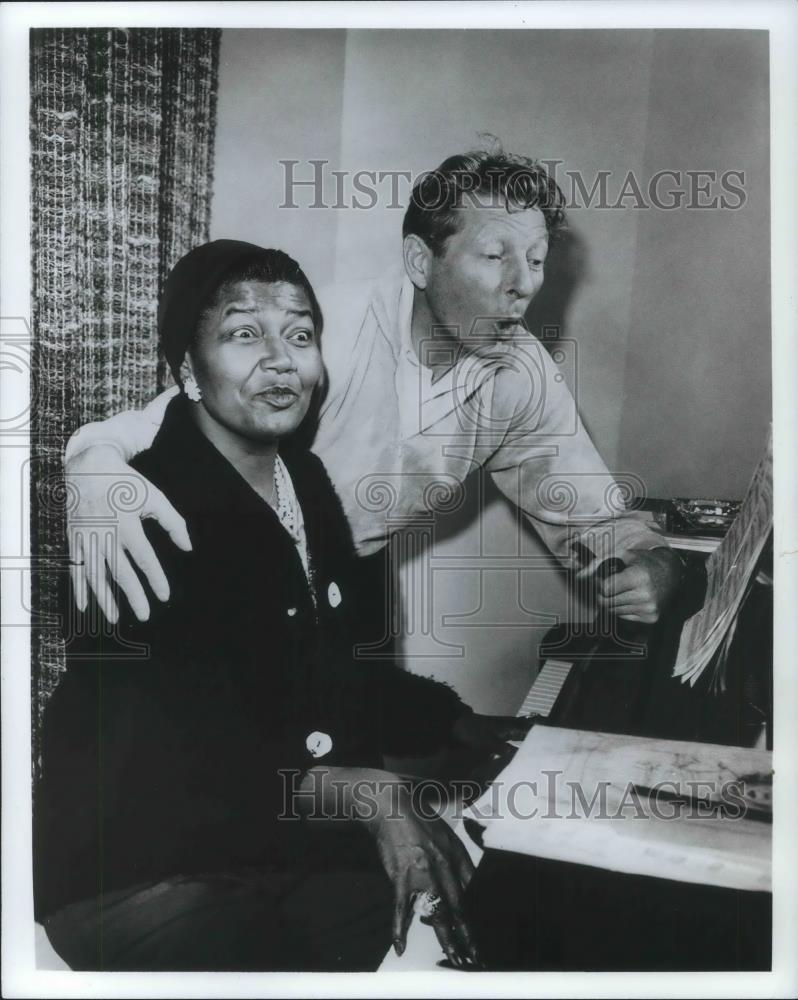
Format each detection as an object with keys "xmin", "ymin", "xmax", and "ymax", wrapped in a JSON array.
[
  {"xmin": 273, "ymin": 455, "xmax": 314, "ymax": 598},
  {"xmin": 273, "ymin": 454, "xmax": 302, "ymax": 545}
]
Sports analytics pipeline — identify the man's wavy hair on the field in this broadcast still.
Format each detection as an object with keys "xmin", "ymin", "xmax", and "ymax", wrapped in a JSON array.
[{"xmin": 402, "ymin": 147, "xmax": 567, "ymax": 256}]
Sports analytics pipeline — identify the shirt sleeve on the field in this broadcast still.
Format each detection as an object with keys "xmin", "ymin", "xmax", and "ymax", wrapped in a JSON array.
[
  {"xmin": 64, "ymin": 385, "xmax": 180, "ymax": 464},
  {"xmin": 480, "ymin": 339, "xmax": 667, "ymax": 569}
]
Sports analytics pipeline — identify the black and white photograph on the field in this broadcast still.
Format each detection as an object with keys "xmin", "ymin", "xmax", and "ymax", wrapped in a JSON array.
[{"xmin": 2, "ymin": 1, "xmax": 796, "ymax": 996}]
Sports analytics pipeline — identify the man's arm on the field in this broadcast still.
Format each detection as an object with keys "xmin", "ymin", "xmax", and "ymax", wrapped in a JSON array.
[
  {"xmin": 64, "ymin": 385, "xmax": 179, "ymax": 463},
  {"xmin": 483, "ymin": 341, "xmax": 680, "ymax": 622},
  {"xmin": 64, "ymin": 386, "xmax": 191, "ymax": 623}
]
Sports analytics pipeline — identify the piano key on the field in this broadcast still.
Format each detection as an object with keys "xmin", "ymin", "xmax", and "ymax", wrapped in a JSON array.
[{"xmin": 517, "ymin": 659, "xmax": 574, "ymax": 718}]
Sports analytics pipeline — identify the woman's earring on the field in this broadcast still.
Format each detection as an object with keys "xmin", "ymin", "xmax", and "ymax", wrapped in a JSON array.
[{"xmin": 183, "ymin": 376, "xmax": 202, "ymax": 402}]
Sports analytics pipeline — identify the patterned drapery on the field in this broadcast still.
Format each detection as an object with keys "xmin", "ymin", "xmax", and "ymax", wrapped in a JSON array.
[{"xmin": 30, "ymin": 28, "xmax": 221, "ymax": 734}]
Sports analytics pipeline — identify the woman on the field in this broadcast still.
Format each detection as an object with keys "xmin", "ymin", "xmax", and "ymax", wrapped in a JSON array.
[{"xmin": 34, "ymin": 241, "xmax": 489, "ymax": 971}]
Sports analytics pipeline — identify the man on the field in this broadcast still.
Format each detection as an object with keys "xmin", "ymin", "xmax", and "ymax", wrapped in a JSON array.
[{"xmin": 65, "ymin": 148, "xmax": 680, "ymax": 636}]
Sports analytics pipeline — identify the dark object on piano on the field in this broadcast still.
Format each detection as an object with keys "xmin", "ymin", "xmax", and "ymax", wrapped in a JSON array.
[
  {"xmin": 464, "ymin": 546, "xmax": 773, "ymax": 971},
  {"xmin": 668, "ymin": 497, "xmax": 741, "ymax": 536},
  {"xmin": 637, "ymin": 496, "xmax": 741, "ymax": 539}
]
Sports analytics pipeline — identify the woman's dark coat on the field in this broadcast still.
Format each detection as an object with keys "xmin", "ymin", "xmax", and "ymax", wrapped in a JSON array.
[{"xmin": 34, "ymin": 396, "xmax": 464, "ymax": 920}]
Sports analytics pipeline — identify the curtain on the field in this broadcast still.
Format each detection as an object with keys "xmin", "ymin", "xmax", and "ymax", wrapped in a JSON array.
[{"xmin": 30, "ymin": 28, "xmax": 221, "ymax": 743}]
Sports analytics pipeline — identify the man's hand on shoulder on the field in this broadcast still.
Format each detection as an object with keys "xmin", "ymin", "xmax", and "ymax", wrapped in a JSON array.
[
  {"xmin": 578, "ymin": 546, "xmax": 683, "ymax": 624},
  {"xmin": 65, "ymin": 444, "xmax": 192, "ymax": 623}
]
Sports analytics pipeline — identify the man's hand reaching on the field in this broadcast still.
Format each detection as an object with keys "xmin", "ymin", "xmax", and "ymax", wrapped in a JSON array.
[
  {"xmin": 576, "ymin": 546, "xmax": 682, "ymax": 624},
  {"xmin": 66, "ymin": 445, "xmax": 192, "ymax": 623}
]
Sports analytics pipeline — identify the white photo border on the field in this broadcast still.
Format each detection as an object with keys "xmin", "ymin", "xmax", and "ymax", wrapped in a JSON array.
[{"xmin": 2, "ymin": 2, "xmax": 796, "ymax": 998}]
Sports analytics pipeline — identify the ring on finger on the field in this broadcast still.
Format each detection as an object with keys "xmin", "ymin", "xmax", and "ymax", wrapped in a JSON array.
[{"xmin": 412, "ymin": 889, "xmax": 444, "ymax": 920}]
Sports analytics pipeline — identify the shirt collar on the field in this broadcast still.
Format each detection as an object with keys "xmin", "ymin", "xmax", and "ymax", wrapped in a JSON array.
[{"xmin": 396, "ymin": 272, "xmax": 462, "ymax": 386}]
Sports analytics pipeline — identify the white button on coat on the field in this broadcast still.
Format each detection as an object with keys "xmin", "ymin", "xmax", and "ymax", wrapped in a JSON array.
[
  {"xmin": 286, "ymin": 607, "xmax": 297, "ymax": 617},
  {"xmin": 327, "ymin": 582, "xmax": 342, "ymax": 608},
  {"xmin": 306, "ymin": 731, "xmax": 333, "ymax": 758}
]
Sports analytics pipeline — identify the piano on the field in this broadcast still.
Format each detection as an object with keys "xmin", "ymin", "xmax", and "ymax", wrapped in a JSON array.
[{"xmin": 463, "ymin": 543, "xmax": 773, "ymax": 971}]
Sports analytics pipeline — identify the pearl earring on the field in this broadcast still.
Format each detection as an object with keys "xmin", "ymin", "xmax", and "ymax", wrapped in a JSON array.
[{"xmin": 183, "ymin": 376, "xmax": 202, "ymax": 402}]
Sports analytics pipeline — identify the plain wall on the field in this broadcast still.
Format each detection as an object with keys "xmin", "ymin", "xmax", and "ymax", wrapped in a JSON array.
[
  {"xmin": 212, "ymin": 30, "xmax": 347, "ymax": 292},
  {"xmin": 617, "ymin": 31, "xmax": 771, "ymax": 499},
  {"xmin": 211, "ymin": 29, "xmax": 770, "ymax": 713}
]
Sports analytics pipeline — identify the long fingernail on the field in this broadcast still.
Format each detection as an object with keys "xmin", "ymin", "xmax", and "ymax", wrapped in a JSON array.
[{"xmin": 394, "ymin": 939, "xmax": 405, "ymax": 957}]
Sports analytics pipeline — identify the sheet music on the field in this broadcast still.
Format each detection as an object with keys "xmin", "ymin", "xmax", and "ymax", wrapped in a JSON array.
[
  {"xmin": 672, "ymin": 428, "xmax": 772, "ymax": 688},
  {"xmin": 466, "ymin": 725, "xmax": 771, "ymax": 892}
]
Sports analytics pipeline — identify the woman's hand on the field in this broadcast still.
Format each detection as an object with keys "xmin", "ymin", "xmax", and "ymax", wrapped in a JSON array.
[
  {"xmin": 65, "ymin": 444, "xmax": 191, "ymax": 622},
  {"xmin": 451, "ymin": 710, "xmax": 535, "ymax": 754},
  {"xmin": 301, "ymin": 766, "xmax": 482, "ymax": 967},
  {"xmin": 365, "ymin": 778, "xmax": 481, "ymax": 967}
]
